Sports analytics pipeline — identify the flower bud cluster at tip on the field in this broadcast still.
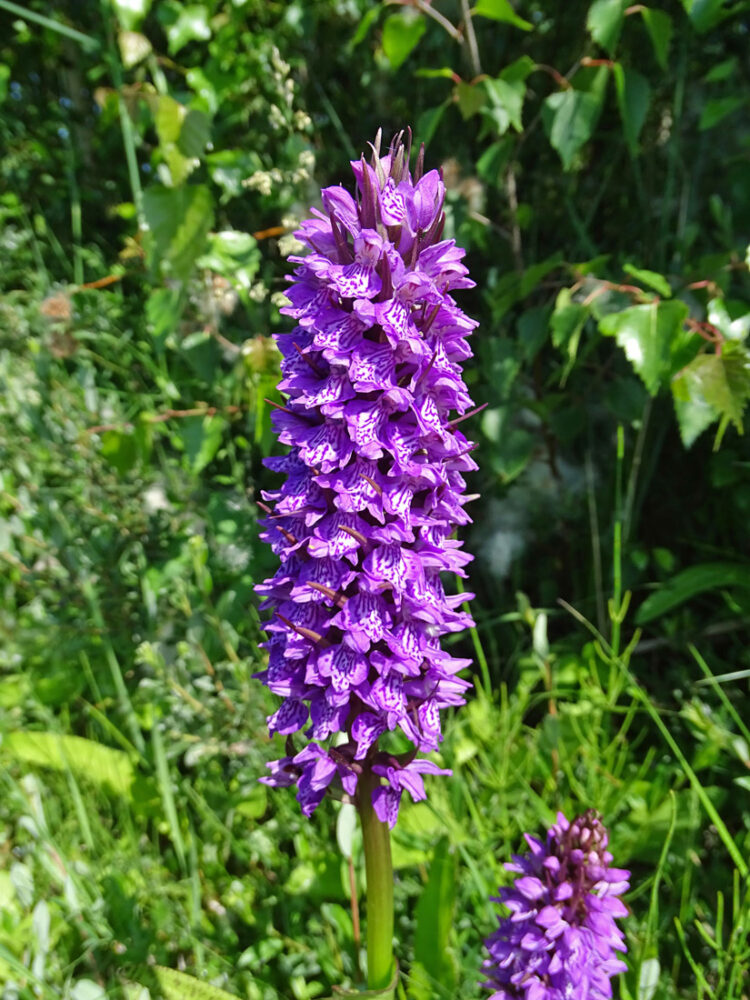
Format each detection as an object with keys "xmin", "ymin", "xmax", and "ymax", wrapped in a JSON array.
[
  {"xmin": 254, "ymin": 128, "xmax": 479, "ymax": 827},
  {"xmin": 482, "ymin": 810, "xmax": 631, "ymax": 1000}
]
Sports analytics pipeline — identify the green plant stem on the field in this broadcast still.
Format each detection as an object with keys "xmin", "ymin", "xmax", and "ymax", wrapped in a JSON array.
[
  {"xmin": 357, "ymin": 769, "xmax": 395, "ymax": 997},
  {"xmin": 611, "ymin": 425, "xmax": 625, "ymax": 658}
]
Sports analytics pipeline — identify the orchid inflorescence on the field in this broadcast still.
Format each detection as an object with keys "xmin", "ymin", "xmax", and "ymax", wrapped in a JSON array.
[
  {"xmin": 482, "ymin": 811, "xmax": 630, "ymax": 1000},
  {"xmin": 254, "ymin": 129, "xmax": 479, "ymax": 827}
]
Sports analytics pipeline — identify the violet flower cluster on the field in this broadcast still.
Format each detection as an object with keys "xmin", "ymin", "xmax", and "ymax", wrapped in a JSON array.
[
  {"xmin": 482, "ymin": 811, "xmax": 630, "ymax": 1000},
  {"xmin": 255, "ymin": 131, "xmax": 478, "ymax": 827}
]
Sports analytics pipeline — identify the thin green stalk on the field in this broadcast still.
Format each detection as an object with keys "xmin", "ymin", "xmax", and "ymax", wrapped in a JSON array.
[
  {"xmin": 357, "ymin": 769, "xmax": 396, "ymax": 996},
  {"xmin": 610, "ymin": 425, "xmax": 625, "ymax": 658},
  {"xmin": 456, "ymin": 574, "xmax": 491, "ymax": 697},
  {"xmin": 101, "ymin": 2, "xmax": 144, "ymax": 224},
  {"xmin": 0, "ymin": 0, "xmax": 99, "ymax": 49},
  {"xmin": 64, "ymin": 132, "xmax": 85, "ymax": 285}
]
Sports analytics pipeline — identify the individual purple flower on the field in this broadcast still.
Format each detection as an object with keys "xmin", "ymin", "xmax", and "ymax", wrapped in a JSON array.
[
  {"xmin": 255, "ymin": 130, "xmax": 479, "ymax": 827},
  {"xmin": 482, "ymin": 811, "xmax": 630, "ymax": 1000}
]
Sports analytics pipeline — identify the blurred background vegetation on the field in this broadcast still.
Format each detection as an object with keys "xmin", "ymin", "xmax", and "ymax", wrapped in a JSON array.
[{"xmin": 1, "ymin": 1, "xmax": 749, "ymax": 998}]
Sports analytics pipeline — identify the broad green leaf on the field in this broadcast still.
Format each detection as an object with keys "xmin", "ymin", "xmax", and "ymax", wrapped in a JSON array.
[
  {"xmin": 143, "ymin": 184, "xmax": 214, "ymax": 281},
  {"xmin": 551, "ymin": 288, "xmax": 588, "ymax": 382},
  {"xmin": 101, "ymin": 428, "xmax": 138, "ymax": 473},
  {"xmin": 598, "ymin": 300, "xmax": 690, "ymax": 394},
  {"xmin": 413, "ymin": 838, "xmax": 457, "ymax": 991},
  {"xmin": 178, "ymin": 109, "xmax": 211, "ymax": 158},
  {"xmin": 197, "ymin": 230, "xmax": 259, "ymax": 288},
  {"xmin": 499, "ymin": 54, "xmax": 536, "ymax": 83},
  {"xmin": 0, "ymin": 64, "xmax": 9, "ymax": 103},
  {"xmin": 476, "ymin": 137, "xmax": 513, "ymax": 186},
  {"xmin": 640, "ymin": 8, "xmax": 672, "ymax": 69},
  {"xmin": 587, "ymin": 0, "xmax": 626, "ymax": 53},
  {"xmin": 707, "ymin": 298, "xmax": 750, "ymax": 341},
  {"xmin": 152, "ymin": 967, "xmax": 240, "ymax": 1000},
  {"xmin": 672, "ymin": 379, "xmax": 719, "ymax": 447},
  {"xmin": 704, "ymin": 56, "xmax": 738, "ymax": 82},
  {"xmin": 348, "ymin": 4, "xmax": 382, "ymax": 49},
  {"xmin": 543, "ymin": 72, "xmax": 608, "ymax": 171},
  {"xmin": 147, "ymin": 286, "xmax": 182, "ymax": 350},
  {"xmin": 382, "ymin": 11, "xmax": 426, "ymax": 70},
  {"xmin": 2, "ymin": 732, "xmax": 134, "ymax": 796},
  {"xmin": 472, "ymin": 0, "xmax": 533, "ymax": 30},
  {"xmin": 699, "ymin": 96, "xmax": 745, "ymax": 131},
  {"xmin": 112, "ymin": 0, "xmax": 152, "ymax": 30},
  {"xmin": 613, "ymin": 64, "xmax": 651, "ymax": 156},
  {"xmin": 623, "ymin": 263, "xmax": 671, "ymax": 297},
  {"xmin": 672, "ymin": 344, "xmax": 750, "ymax": 434},
  {"xmin": 155, "ymin": 95, "xmax": 184, "ymax": 145},
  {"xmin": 416, "ymin": 101, "xmax": 448, "ymax": 145},
  {"xmin": 166, "ymin": 4, "xmax": 211, "ymax": 54},
  {"xmin": 456, "ymin": 81, "xmax": 486, "ymax": 120},
  {"xmin": 636, "ymin": 562, "xmax": 750, "ymax": 624},
  {"xmin": 118, "ymin": 30, "xmax": 152, "ymax": 68},
  {"xmin": 482, "ymin": 76, "xmax": 526, "ymax": 134},
  {"xmin": 680, "ymin": 0, "xmax": 734, "ymax": 32},
  {"xmin": 638, "ymin": 958, "xmax": 661, "ymax": 1000},
  {"xmin": 178, "ymin": 414, "xmax": 226, "ymax": 474},
  {"xmin": 71, "ymin": 982, "xmax": 107, "ymax": 1000}
]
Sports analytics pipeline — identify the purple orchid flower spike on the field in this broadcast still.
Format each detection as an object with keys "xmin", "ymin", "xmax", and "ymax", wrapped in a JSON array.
[
  {"xmin": 255, "ymin": 129, "xmax": 479, "ymax": 826},
  {"xmin": 482, "ymin": 811, "xmax": 631, "ymax": 1000}
]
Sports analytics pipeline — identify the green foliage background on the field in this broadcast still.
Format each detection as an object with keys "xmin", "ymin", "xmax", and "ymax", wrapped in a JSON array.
[{"xmin": 1, "ymin": 1, "xmax": 749, "ymax": 998}]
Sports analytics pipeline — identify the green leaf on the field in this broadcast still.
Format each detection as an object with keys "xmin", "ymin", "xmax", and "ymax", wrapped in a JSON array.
[
  {"xmin": 382, "ymin": 10, "xmax": 426, "ymax": 70},
  {"xmin": 143, "ymin": 184, "xmax": 214, "ymax": 281},
  {"xmin": 348, "ymin": 4, "xmax": 382, "ymax": 49},
  {"xmin": 178, "ymin": 108, "xmax": 211, "ymax": 158},
  {"xmin": 152, "ymin": 967, "xmax": 240, "ymax": 1000},
  {"xmin": 551, "ymin": 288, "xmax": 589, "ymax": 382},
  {"xmin": 587, "ymin": 0, "xmax": 626, "ymax": 53},
  {"xmin": 166, "ymin": 4, "xmax": 211, "ymax": 55},
  {"xmin": 499, "ymin": 54, "xmax": 536, "ymax": 83},
  {"xmin": 613, "ymin": 64, "xmax": 651, "ymax": 156},
  {"xmin": 71, "ymin": 982, "xmax": 107, "ymax": 1000},
  {"xmin": 707, "ymin": 298, "xmax": 750, "ymax": 341},
  {"xmin": 623, "ymin": 263, "xmax": 671, "ymax": 297},
  {"xmin": 178, "ymin": 414, "xmax": 226, "ymax": 474},
  {"xmin": 476, "ymin": 137, "xmax": 513, "ymax": 186},
  {"xmin": 118, "ymin": 29, "xmax": 152, "ymax": 68},
  {"xmin": 598, "ymin": 300, "xmax": 690, "ymax": 394},
  {"xmin": 412, "ymin": 838, "xmax": 457, "ymax": 991},
  {"xmin": 672, "ymin": 379, "xmax": 720, "ymax": 447},
  {"xmin": 416, "ymin": 102, "xmax": 448, "ymax": 145},
  {"xmin": 155, "ymin": 95, "xmax": 184, "ymax": 145},
  {"xmin": 472, "ymin": 0, "xmax": 533, "ymax": 30},
  {"xmin": 672, "ymin": 344, "xmax": 750, "ymax": 434},
  {"xmin": 112, "ymin": 0, "xmax": 152, "ymax": 30},
  {"xmin": 2, "ymin": 732, "xmax": 134, "ymax": 796},
  {"xmin": 699, "ymin": 96, "xmax": 746, "ymax": 131},
  {"xmin": 100, "ymin": 428, "xmax": 138, "ymax": 473},
  {"xmin": 680, "ymin": 0, "xmax": 734, "ymax": 33},
  {"xmin": 640, "ymin": 8, "xmax": 672, "ymax": 69},
  {"xmin": 636, "ymin": 562, "xmax": 750, "ymax": 624},
  {"xmin": 197, "ymin": 229, "xmax": 259, "ymax": 286},
  {"xmin": 704, "ymin": 56, "xmax": 738, "ymax": 82},
  {"xmin": 456, "ymin": 81, "xmax": 486, "ymax": 120},
  {"xmin": 414, "ymin": 67, "xmax": 457, "ymax": 79},
  {"xmin": 544, "ymin": 89, "xmax": 602, "ymax": 171},
  {"xmin": 482, "ymin": 76, "xmax": 526, "ymax": 134}
]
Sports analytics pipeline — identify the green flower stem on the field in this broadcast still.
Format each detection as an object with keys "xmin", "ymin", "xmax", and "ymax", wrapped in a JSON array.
[{"xmin": 357, "ymin": 768, "xmax": 395, "ymax": 997}]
